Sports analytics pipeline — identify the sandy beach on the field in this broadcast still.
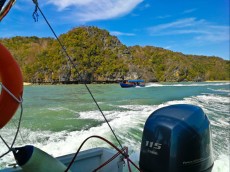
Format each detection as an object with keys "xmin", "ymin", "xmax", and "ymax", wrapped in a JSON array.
[{"xmin": 23, "ymin": 82, "xmax": 32, "ymax": 86}]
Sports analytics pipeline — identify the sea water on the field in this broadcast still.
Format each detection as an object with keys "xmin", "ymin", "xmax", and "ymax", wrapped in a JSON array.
[{"xmin": 0, "ymin": 82, "xmax": 229, "ymax": 171}]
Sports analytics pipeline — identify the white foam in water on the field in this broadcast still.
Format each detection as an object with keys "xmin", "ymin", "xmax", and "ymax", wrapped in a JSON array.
[
  {"xmin": 146, "ymin": 82, "xmax": 230, "ymax": 87},
  {"xmin": 212, "ymin": 155, "xmax": 230, "ymax": 172},
  {"xmin": 208, "ymin": 88, "xmax": 230, "ymax": 93},
  {"xmin": 48, "ymin": 106, "xmax": 78, "ymax": 113},
  {"xmin": 145, "ymin": 83, "xmax": 164, "ymax": 87}
]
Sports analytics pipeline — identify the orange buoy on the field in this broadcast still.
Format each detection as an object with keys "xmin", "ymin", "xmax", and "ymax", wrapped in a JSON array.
[{"xmin": 0, "ymin": 43, "xmax": 23, "ymax": 128}]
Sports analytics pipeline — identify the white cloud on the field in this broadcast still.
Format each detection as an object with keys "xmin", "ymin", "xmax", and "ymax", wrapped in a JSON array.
[
  {"xmin": 47, "ymin": 0, "xmax": 144, "ymax": 22},
  {"xmin": 148, "ymin": 18, "xmax": 229, "ymax": 42},
  {"xmin": 156, "ymin": 15, "xmax": 171, "ymax": 19},
  {"xmin": 183, "ymin": 8, "xmax": 197, "ymax": 14},
  {"xmin": 110, "ymin": 31, "xmax": 135, "ymax": 36},
  {"xmin": 47, "ymin": 0, "xmax": 95, "ymax": 9}
]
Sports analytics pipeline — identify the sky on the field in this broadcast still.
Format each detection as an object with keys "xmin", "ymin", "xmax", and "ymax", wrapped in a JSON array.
[{"xmin": 0, "ymin": 0, "xmax": 229, "ymax": 60}]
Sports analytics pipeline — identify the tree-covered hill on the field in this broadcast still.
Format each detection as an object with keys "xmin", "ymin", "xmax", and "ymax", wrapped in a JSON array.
[{"xmin": 1, "ymin": 26, "xmax": 229, "ymax": 83}]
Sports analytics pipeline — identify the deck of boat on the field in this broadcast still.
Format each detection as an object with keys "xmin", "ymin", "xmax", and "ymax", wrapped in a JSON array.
[{"xmin": 1, "ymin": 147, "xmax": 124, "ymax": 172}]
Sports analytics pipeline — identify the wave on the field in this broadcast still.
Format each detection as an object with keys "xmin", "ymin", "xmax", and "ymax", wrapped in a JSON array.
[
  {"xmin": 208, "ymin": 88, "xmax": 230, "ymax": 96},
  {"xmin": 146, "ymin": 82, "xmax": 230, "ymax": 87},
  {"xmin": 212, "ymin": 155, "xmax": 230, "ymax": 172},
  {"xmin": 0, "ymin": 93, "xmax": 229, "ymax": 171},
  {"xmin": 47, "ymin": 106, "xmax": 78, "ymax": 113}
]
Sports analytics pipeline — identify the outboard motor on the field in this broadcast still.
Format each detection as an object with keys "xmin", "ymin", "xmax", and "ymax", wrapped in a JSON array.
[{"xmin": 139, "ymin": 104, "xmax": 214, "ymax": 172}]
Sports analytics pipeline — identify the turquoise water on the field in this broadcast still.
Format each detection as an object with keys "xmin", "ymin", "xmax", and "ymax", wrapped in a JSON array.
[{"xmin": 0, "ymin": 82, "xmax": 229, "ymax": 171}]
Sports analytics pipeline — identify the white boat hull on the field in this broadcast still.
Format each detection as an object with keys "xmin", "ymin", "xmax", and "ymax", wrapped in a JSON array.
[{"xmin": 1, "ymin": 147, "xmax": 124, "ymax": 172}]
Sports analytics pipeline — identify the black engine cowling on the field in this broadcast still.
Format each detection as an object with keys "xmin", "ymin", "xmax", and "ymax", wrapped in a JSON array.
[{"xmin": 139, "ymin": 104, "xmax": 214, "ymax": 172}]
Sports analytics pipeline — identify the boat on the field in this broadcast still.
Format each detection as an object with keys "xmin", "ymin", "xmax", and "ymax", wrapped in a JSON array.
[
  {"xmin": 0, "ymin": 147, "xmax": 124, "ymax": 172},
  {"xmin": 120, "ymin": 80, "xmax": 145, "ymax": 88},
  {"xmin": 0, "ymin": 1, "xmax": 214, "ymax": 172}
]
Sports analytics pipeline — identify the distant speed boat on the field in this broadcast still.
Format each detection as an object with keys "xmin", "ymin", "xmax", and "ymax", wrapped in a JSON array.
[{"xmin": 120, "ymin": 79, "xmax": 145, "ymax": 88}]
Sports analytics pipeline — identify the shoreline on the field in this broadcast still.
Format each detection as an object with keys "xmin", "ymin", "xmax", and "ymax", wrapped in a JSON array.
[{"xmin": 23, "ymin": 80, "xmax": 230, "ymax": 85}]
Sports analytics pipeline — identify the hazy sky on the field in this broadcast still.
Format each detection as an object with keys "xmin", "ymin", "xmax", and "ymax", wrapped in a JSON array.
[{"xmin": 0, "ymin": 0, "xmax": 229, "ymax": 60}]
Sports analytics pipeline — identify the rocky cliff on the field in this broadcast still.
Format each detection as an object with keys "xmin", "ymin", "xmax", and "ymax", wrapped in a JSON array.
[{"xmin": 1, "ymin": 26, "xmax": 229, "ymax": 83}]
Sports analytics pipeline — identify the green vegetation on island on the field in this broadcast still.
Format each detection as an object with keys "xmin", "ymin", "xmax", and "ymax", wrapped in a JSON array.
[{"xmin": 1, "ymin": 26, "xmax": 229, "ymax": 83}]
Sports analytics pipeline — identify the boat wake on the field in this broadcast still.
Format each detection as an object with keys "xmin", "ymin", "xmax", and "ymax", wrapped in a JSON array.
[
  {"xmin": 0, "ymin": 85, "xmax": 229, "ymax": 172},
  {"xmin": 146, "ymin": 82, "xmax": 230, "ymax": 87}
]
